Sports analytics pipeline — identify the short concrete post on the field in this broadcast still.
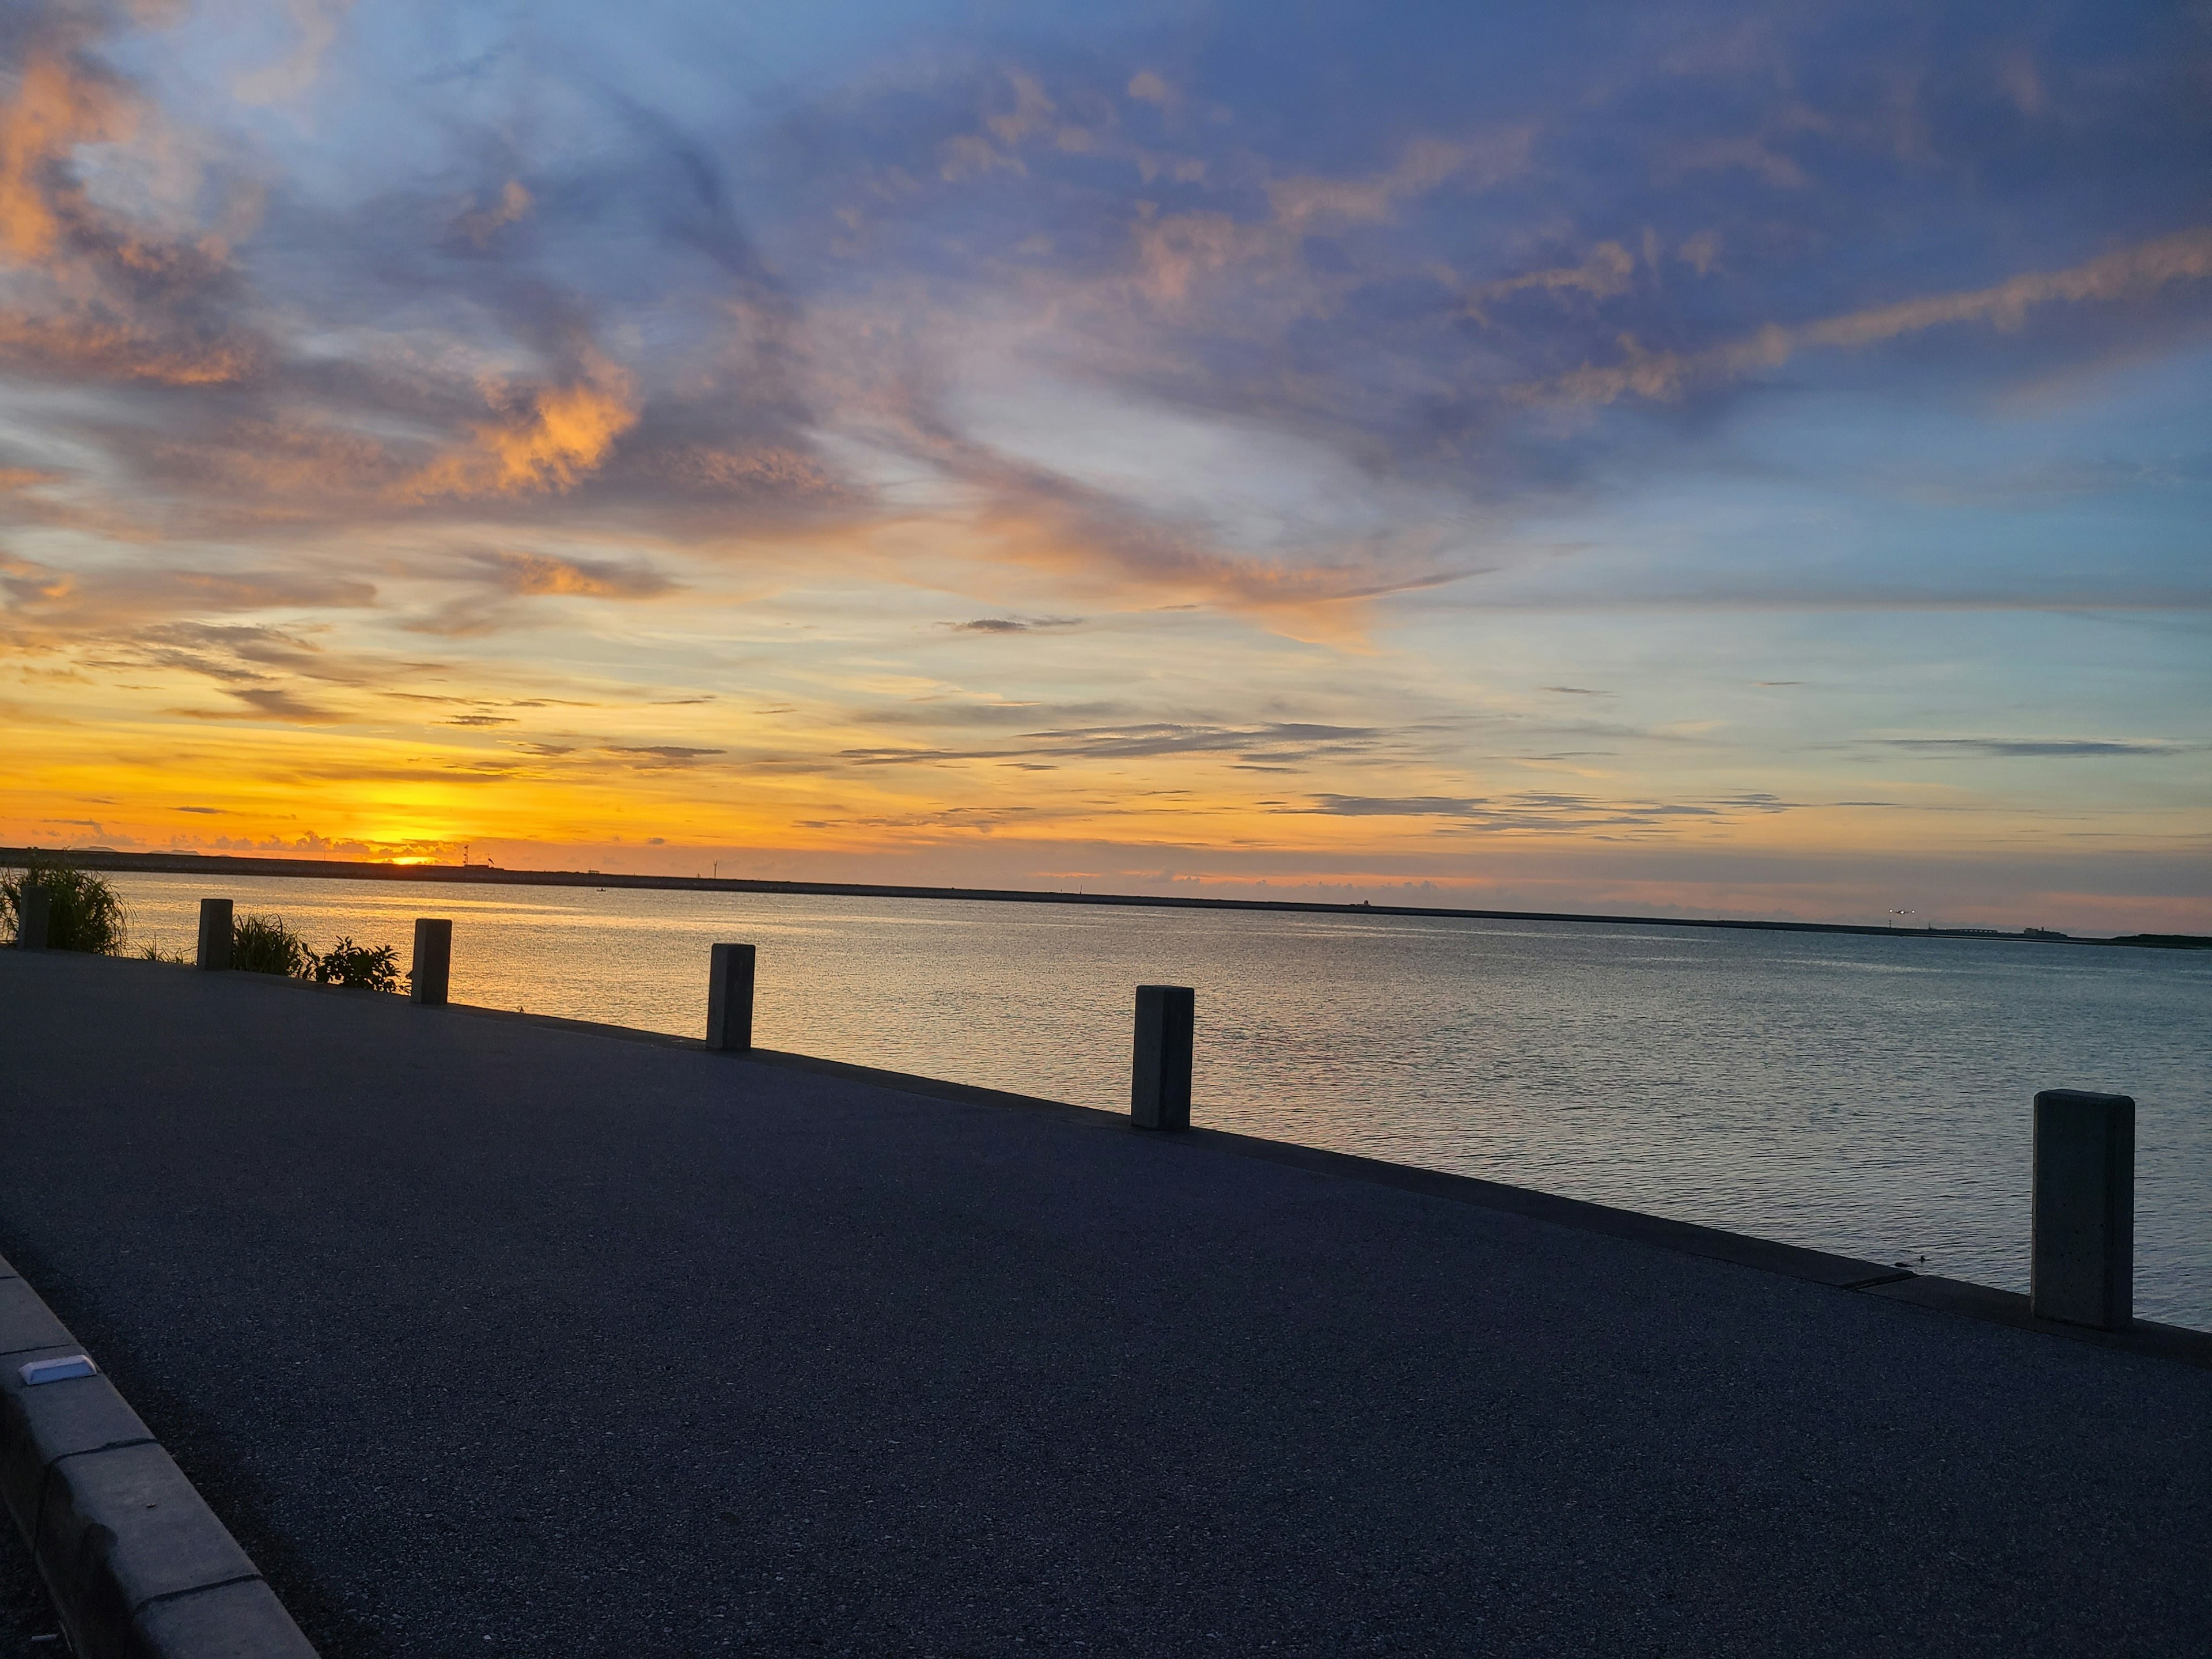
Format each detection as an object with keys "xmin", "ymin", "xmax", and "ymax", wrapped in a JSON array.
[
  {"xmin": 2032, "ymin": 1089, "xmax": 2134, "ymax": 1330},
  {"xmin": 195, "ymin": 898, "xmax": 233, "ymax": 971},
  {"xmin": 16, "ymin": 884, "xmax": 50, "ymax": 950},
  {"xmin": 410, "ymin": 918, "xmax": 453, "ymax": 1006},
  {"xmin": 706, "ymin": 943, "xmax": 755, "ymax": 1051},
  {"xmin": 1131, "ymin": 984, "xmax": 1194, "ymax": 1130}
]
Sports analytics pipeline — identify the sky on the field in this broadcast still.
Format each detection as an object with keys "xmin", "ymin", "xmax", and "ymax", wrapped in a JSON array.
[{"xmin": 0, "ymin": 0, "xmax": 2206, "ymax": 930}]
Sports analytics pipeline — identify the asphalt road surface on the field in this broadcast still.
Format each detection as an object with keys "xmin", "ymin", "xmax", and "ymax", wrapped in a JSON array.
[
  {"xmin": 0, "ymin": 949, "xmax": 2206, "ymax": 1657},
  {"xmin": 0, "ymin": 1528, "xmax": 59, "ymax": 1658}
]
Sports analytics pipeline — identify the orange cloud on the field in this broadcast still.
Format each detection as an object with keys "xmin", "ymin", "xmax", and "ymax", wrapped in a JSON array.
[
  {"xmin": 637, "ymin": 444, "xmax": 849, "ymax": 498},
  {"xmin": 0, "ymin": 550, "xmax": 73, "ymax": 604},
  {"xmin": 403, "ymin": 355, "xmax": 639, "ymax": 499},
  {"xmin": 0, "ymin": 54, "xmax": 131, "ymax": 264},
  {"xmin": 0, "ymin": 48, "xmax": 262, "ymax": 385},
  {"xmin": 480, "ymin": 374, "xmax": 638, "ymax": 489},
  {"xmin": 483, "ymin": 551, "xmax": 673, "ymax": 599},
  {"xmin": 0, "ymin": 306, "xmax": 256, "ymax": 384}
]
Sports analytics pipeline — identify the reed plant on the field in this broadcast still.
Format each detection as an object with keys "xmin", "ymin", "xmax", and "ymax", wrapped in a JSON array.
[
  {"xmin": 1, "ymin": 858, "xmax": 128, "ymax": 953},
  {"xmin": 233, "ymin": 913, "xmax": 311, "ymax": 977}
]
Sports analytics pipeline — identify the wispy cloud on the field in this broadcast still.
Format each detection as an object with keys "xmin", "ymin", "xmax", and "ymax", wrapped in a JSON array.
[
  {"xmin": 1877, "ymin": 738, "xmax": 2195, "ymax": 759},
  {"xmin": 605, "ymin": 744, "xmax": 725, "ymax": 768},
  {"xmin": 1297, "ymin": 790, "xmax": 1797, "ymax": 833},
  {"xmin": 1266, "ymin": 133, "xmax": 1531, "ymax": 232},
  {"xmin": 950, "ymin": 615, "xmax": 1082, "ymax": 634},
  {"xmin": 396, "ymin": 547, "xmax": 682, "ymax": 637},
  {"xmin": 1516, "ymin": 228, "xmax": 2212, "ymax": 407},
  {"xmin": 838, "ymin": 721, "xmax": 1392, "ymax": 768}
]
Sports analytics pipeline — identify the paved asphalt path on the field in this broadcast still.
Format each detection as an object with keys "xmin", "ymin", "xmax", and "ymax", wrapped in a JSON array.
[
  {"xmin": 0, "ymin": 1528, "xmax": 58, "ymax": 1657},
  {"xmin": 1, "ymin": 950, "xmax": 2207, "ymax": 1657}
]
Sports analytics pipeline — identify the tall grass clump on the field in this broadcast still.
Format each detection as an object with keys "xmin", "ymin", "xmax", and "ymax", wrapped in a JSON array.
[
  {"xmin": 1, "ymin": 858, "xmax": 128, "ymax": 953},
  {"xmin": 309, "ymin": 937, "xmax": 402, "ymax": 991},
  {"xmin": 233, "ymin": 913, "xmax": 310, "ymax": 976}
]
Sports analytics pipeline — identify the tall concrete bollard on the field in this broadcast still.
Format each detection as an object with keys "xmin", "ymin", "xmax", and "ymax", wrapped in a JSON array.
[
  {"xmin": 2032, "ymin": 1089, "xmax": 2134, "ymax": 1330},
  {"xmin": 1131, "ymin": 984, "xmax": 1195, "ymax": 1131},
  {"xmin": 410, "ymin": 918, "xmax": 453, "ymax": 1006},
  {"xmin": 195, "ymin": 899, "xmax": 233, "ymax": 971},
  {"xmin": 706, "ymin": 943, "xmax": 756, "ymax": 1051},
  {"xmin": 16, "ymin": 884, "xmax": 50, "ymax": 950}
]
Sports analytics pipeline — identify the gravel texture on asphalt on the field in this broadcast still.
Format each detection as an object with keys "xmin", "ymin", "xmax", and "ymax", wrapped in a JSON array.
[
  {"xmin": 0, "ymin": 948, "xmax": 2207, "ymax": 1658},
  {"xmin": 0, "ymin": 1525, "xmax": 60, "ymax": 1658}
]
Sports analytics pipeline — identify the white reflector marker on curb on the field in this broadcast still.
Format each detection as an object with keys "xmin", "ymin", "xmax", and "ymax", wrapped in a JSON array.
[{"xmin": 19, "ymin": 1354, "xmax": 97, "ymax": 1385}]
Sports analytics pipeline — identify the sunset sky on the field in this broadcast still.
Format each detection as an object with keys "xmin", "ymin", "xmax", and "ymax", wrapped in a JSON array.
[{"xmin": 1, "ymin": 0, "xmax": 2206, "ymax": 929}]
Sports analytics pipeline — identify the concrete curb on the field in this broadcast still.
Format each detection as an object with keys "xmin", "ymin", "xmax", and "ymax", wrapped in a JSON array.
[
  {"xmin": 0, "ymin": 1251, "xmax": 317, "ymax": 1658},
  {"xmin": 1861, "ymin": 1274, "xmax": 2212, "ymax": 1368}
]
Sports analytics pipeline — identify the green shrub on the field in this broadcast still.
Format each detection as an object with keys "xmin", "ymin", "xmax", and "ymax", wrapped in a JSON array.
[
  {"xmin": 2, "ymin": 859, "xmax": 128, "ymax": 953},
  {"xmin": 233, "ymin": 913, "xmax": 310, "ymax": 976},
  {"xmin": 309, "ymin": 937, "xmax": 401, "ymax": 991},
  {"xmin": 139, "ymin": 945, "xmax": 191, "ymax": 965}
]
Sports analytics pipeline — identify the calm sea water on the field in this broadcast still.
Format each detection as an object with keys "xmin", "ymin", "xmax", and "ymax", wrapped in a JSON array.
[{"xmin": 99, "ymin": 870, "xmax": 2212, "ymax": 1330}]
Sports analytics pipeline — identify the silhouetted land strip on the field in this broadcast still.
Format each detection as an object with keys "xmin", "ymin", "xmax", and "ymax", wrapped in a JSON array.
[
  {"xmin": 1, "ymin": 847, "xmax": 2152, "ymax": 944},
  {"xmin": 2, "ymin": 949, "xmax": 2209, "ymax": 1655}
]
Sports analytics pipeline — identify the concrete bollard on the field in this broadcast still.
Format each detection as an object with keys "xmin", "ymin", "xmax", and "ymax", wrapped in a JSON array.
[
  {"xmin": 410, "ymin": 918, "xmax": 453, "ymax": 1006},
  {"xmin": 706, "ymin": 943, "xmax": 756, "ymax": 1051},
  {"xmin": 195, "ymin": 899, "xmax": 233, "ymax": 971},
  {"xmin": 2031, "ymin": 1089, "xmax": 2134, "ymax": 1330},
  {"xmin": 1131, "ymin": 984, "xmax": 1195, "ymax": 1130},
  {"xmin": 16, "ymin": 884, "xmax": 50, "ymax": 950}
]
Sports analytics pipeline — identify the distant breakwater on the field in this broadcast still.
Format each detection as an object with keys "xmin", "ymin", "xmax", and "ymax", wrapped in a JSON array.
[{"xmin": 3, "ymin": 846, "xmax": 2178, "ymax": 946}]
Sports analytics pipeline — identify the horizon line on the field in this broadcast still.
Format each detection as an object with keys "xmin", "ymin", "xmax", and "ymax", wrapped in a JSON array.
[{"xmin": 7, "ymin": 846, "xmax": 2190, "ymax": 949}]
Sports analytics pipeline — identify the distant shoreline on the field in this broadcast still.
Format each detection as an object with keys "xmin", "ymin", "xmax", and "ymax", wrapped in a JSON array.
[{"xmin": 11, "ymin": 846, "xmax": 2200, "ymax": 948}]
